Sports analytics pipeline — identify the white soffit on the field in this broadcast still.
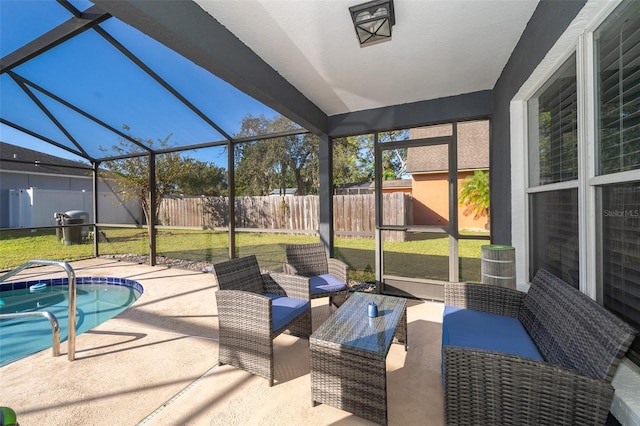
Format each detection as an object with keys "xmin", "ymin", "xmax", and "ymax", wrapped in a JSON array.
[{"xmin": 196, "ymin": 0, "xmax": 539, "ymax": 116}]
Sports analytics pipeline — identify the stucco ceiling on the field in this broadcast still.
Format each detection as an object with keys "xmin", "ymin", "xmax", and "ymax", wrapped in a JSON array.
[{"xmin": 195, "ymin": 0, "xmax": 540, "ymax": 116}]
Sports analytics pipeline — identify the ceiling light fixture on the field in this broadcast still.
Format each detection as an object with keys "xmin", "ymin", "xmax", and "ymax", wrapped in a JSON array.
[{"xmin": 349, "ymin": 0, "xmax": 395, "ymax": 47}]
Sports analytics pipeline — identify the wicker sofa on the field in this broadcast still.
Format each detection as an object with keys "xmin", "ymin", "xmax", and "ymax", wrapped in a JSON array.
[
  {"xmin": 212, "ymin": 255, "xmax": 311, "ymax": 386},
  {"xmin": 443, "ymin": 268, "xmax": 637, "ymax": 425}
]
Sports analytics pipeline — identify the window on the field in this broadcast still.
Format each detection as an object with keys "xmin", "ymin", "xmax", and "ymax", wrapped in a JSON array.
[
  {"xmin": 597, "ymin": 183, "xmax": 640, "ymax": 364},
  {"xmin": 518, "ymin": 0, "xmax": 640, "ymax": 374},
  {"xmin": 594, "ymin": 0, "xmax": 640, "ymax": 365},
  {"xmin": 528, "ymin": 54, "xmax": 578, "ymax": 186},
  {"xmin": 595, "ymin": 2, "xmax": 640, "ymax": 175},
  {"xmin": 527, "ymin": 54, "xmax": 579, "ymax": 285},
  {"xmin": 529, "ymin": 189, "xmax": 579, "ymax": 286}
]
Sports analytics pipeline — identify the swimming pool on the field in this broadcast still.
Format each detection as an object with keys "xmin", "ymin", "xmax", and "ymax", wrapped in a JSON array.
[{"xmin": 0, "ymin": 276, "xmax": 143, "ymax": 367}]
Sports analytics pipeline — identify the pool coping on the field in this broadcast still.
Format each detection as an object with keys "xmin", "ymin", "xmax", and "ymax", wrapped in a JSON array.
[{"xmin": 0, "ymin": 276, "xmax": 144, "ymax": 294}]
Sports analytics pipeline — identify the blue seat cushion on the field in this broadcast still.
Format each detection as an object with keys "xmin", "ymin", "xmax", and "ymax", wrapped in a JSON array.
[
  {"xmin": 265, "ymin": 294, "xmax": 310, "ymax": 332},
  {"xmin": 442, "ymin": 306, "xmax": 543, "ymax": 361},
  {"xmin": 309, "ymin": 274, "xmax": 346, "ymax": 296}
]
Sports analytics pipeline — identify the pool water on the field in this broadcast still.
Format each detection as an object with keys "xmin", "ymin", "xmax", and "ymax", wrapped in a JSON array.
[{"xmin": 0, "ymin": 277, "xmax": 143, "ymax": 367}]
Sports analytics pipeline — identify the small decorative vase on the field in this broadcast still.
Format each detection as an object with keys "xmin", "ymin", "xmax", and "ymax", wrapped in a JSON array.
[{"xmin": 367, "ymin": 302, "xmax": 378, "ymax": 318}]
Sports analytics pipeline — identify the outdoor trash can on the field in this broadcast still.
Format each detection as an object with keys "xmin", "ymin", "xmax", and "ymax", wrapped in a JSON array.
[
  {"xmin": 62, "ymin": 210, "xmax": 88, "ymax": 245},
  {"xmin": 63, "ymin": 218, "xmax": 84, "ymax": 245},
  {"xmin": 64, "ymin": 210, "xmax": 90, "ymax": 240}
]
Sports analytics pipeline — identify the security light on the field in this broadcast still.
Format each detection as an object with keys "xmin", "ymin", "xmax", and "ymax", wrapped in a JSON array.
[{"xmin": 349, "ymin": 0, "xmax": 395, "ymax": 46}]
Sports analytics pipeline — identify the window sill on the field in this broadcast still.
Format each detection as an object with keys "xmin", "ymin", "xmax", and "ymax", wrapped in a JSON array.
[{"xmin": 611, "ymin": 358, "xmax": 640, "ymax": 425}]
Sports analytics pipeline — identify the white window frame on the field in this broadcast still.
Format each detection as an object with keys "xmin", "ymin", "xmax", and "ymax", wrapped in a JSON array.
[{"xmin": 510, "ymin": 0, "xmax": 627, "ymax": 295}]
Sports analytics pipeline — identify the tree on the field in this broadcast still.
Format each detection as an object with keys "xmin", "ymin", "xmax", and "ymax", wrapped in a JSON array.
[
  {"xmin": 459, "ymin": 170, "xmax": 490, "ymax": 222},
  {"xmin": 103, "ymin": 127, "xmax": 226, "ymax": 226},
  {"xmin": 177, "ymin": 158, "xmax": 227, "ymax": 196},
  {"xmin": 234, "ymin": 114, "xmax": 318, "ymax": 195},
  {"xmin": 234, "ymin": 117, "xmax": 410, "ymax": 195},
  {"xmin": 333, "ymin": 132, "xmax": 408, "ymax": 188},
  {"xmin": 234, "ymin": 137, "xmax": 286, "ymax": 195},
  {"xmin": 288, "ymin": 133, "xmax": 319, "ymax": 194},
  {"xmin": 333, "ymin": 135, "xmax": 375, "ymax": 186},
  {"xmin": 378, "ymin": 130, "xmax": 409, "ymax": 180}
]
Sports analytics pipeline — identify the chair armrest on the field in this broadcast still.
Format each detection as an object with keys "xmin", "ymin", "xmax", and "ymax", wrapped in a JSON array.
[
  {"xmin": 282, "ymin": 262, "xmax": 299, "ymax": 275},
  {"xmin": 327, "ymin": 258, "xmax": 348, "ymax": 284},
  {"xmin": 262, "ymin": 272, "xmax": 310, "ymax": 300},
  {"xmin": 445, "ymin": 282, "xmax": 524, "ymax": 318},
  {"xmin": 215, "ymin": 290, "xmax": 272, "ymax": 335},
  {"xmin": 443, "ymin": 346, "xmax": 614, "ymax": 425}
]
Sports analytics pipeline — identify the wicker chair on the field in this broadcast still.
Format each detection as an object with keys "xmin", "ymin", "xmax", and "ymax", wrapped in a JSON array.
[
  {"xmin": 283, "ymin": 242, "xmax": 349, "ymax": 308},
  {"xmin": 212, "ymin": 255, "xmax": 311, "ymax": 386}
]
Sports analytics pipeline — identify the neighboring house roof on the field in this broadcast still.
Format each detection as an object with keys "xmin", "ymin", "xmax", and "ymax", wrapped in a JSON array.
[
  {"xmin": 335, "ymin": 181, "xmax": 372, "ymax": 190},
  {"xmin": 406, "ymin": 121, "xmax": 489, "ymax": 173},
  {"xmin": 0, "ymin": 142, "xmax": 91, "ymax": 177},
  {"xmin": 368, "ymin": 179, "xmax": 412, "ymax": 189}
]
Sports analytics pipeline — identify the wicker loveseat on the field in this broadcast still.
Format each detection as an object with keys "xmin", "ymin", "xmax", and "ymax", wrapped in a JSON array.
[
  {"xmin": 443, "ymin": 268, "xmax": 637, "ymax": 425},
  {"xmin": 212, "ymin": 255, "xmax": 311, "ymax": 386}
]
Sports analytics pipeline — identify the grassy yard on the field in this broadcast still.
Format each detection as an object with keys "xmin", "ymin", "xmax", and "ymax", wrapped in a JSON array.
[{"xmin": 0, "ymin": 227, "xmax": 488, "ymax": 282}]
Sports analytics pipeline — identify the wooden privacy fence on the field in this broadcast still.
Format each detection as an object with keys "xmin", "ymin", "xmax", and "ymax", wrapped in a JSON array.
[{"xmin": 159, "ymin": 193, "xmax": 411, "ymax": 241}]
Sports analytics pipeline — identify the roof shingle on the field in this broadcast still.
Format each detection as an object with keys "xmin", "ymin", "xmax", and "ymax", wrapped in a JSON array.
[
  {"xmin": 406, "ymin": 121, "xmax": 489, "ymax": 173},
  {"xmin": 0, "ymin": 142, "xmax": 91, "ymax": 177}
]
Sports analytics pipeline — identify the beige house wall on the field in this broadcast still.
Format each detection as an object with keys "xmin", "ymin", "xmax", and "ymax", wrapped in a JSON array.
[
  {"xmin": 406, "ymin": 120, "xmax": 489, "ymax": 231},
  {"xmin": 411, "ymin": 170, "xmax": 488, "ymax": 231}
]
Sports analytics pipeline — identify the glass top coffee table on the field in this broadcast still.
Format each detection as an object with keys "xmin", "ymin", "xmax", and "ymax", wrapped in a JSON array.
[{"xmin": 310, "ymin": 292, "xmax": 408, "ymax": 425}]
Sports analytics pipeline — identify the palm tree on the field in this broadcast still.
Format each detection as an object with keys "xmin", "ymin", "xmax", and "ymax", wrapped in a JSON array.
[{"xmin": 459, "ymin": 170, "xmax": 490, "ymax": 225}]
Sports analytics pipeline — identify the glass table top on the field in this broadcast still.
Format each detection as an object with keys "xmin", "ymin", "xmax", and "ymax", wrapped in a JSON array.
[{"xmin": 311, "ymin": 292, "xmax": 407, "ymax": 356}]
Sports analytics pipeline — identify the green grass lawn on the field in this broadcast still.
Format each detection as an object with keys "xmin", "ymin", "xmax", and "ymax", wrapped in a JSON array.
[{"xmin": 0, "ymin": 227, "xmax": 487, "ymax": 282}]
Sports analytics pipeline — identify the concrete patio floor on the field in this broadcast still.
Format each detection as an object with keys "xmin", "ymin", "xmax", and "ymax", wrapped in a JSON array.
[{"xmin": 0, "ymin": 258, "xmax": 445, "ymax": 425}]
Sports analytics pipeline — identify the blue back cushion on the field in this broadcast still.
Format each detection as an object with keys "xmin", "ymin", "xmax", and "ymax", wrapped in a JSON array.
[
  {"xmin": 443, "ymin": 306, "xmax": 543, "ymax": 361},
  {"xmin": 265, "ymin": 294, "xmax": 309, "ymax": 332},
  {"xmin": 310, "ymin": 274, "xmax": 346, "ymax": 295}
]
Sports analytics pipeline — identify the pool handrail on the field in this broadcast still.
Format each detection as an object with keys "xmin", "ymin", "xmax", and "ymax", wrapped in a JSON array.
[
  {"xmin": 0, "ymin": 311, "xmax": 61, "ymax": 358},
  {"xmin": 0, "ymin": 260, "xmax": 76, "ymax": 361}
]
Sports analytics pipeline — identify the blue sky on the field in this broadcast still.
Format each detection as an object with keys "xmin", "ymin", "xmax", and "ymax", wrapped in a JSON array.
[{"xmin": 0, "ymin": 0, "xmax": 287, "ymax": 169}]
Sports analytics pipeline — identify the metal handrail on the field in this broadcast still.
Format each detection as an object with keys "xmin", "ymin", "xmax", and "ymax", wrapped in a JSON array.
[
  {"xmin": 0, "ymin": 260, "xmax": 76, "ymax": 361},
  {"xmin": 0, "ymin": 311, "xmax": 61, "ymax": 357}
]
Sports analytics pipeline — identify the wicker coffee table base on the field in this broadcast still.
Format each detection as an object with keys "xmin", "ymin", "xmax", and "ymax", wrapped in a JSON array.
[
  {"xmin": 310, "ymin": 296, "xmax": 407, "ymax": 425},
  {"xmin": 311, "ymin": 340, "xmax": 389, "ymax": 424}
]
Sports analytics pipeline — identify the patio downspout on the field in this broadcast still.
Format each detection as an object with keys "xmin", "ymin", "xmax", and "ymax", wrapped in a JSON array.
[{"xmin": 149, "ymin": 152, "xmax": 156, "ymax": 266}]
